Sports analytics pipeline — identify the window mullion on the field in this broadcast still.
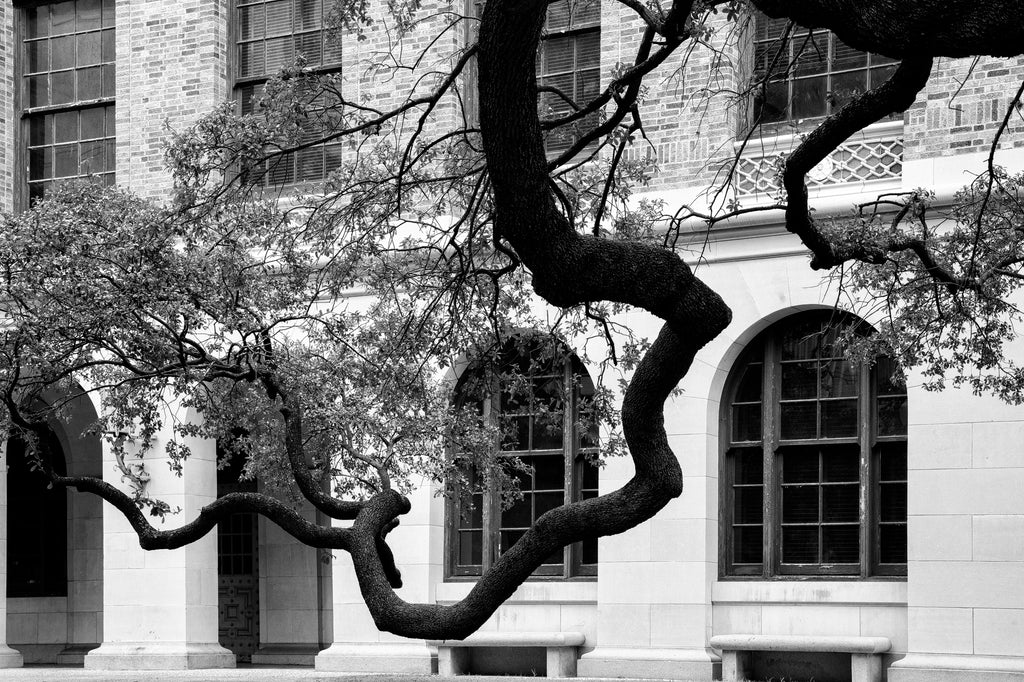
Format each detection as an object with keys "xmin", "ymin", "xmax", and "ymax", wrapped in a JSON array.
[
  {"xmin": 763, "ymin": 335, "xmax": 779, "ymax": 578},
  {"xmin": 859, "ymin": 359, "xmax": 873, "ymax": 577}
]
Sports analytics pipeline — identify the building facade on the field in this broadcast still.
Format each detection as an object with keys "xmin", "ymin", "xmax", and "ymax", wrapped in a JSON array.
[{"xmin": 0, "ymin": 0, "xmax": 1021, "ymax": 680}]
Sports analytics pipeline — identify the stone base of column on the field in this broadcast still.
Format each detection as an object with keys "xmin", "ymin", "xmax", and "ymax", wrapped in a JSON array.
[
  {"xmin": 315, "ymin": 641, "xmax": 433, "ymax": 673},
  {"xmin": 890, "ymin": 654, "xmax": 1024, "ymax": 681},
  {"xmin": 578, "ymin": 646, "xmax": 720, "ymax": 680},
  {"xmin": 83, "ymin": 642, "xmax": 235, "ymax": 670},
  {"xmin": 0, "ymin": 645, "xmax": 22, "ymax": 668},
  {"xmin": 56, "ymin": 643, "xmax": 99, "ymax": 665},
  {"xmin": 251, "ymin": 643, "xmax": 322, "ymax": 666}
]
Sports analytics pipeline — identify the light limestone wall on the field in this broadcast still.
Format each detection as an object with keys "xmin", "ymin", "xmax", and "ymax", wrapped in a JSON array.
[
  {"xmin": 889, "ymin": 377, "xmax": 1024, "ymax": 681},
  {"xmin": 83, "ymin": 403, "xmax": 233, "ymax": 670}
]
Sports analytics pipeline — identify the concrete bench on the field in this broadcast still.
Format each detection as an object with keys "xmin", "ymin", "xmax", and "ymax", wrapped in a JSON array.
[
  {"xmin": 710, "ymin": 634, "xmax": 892, "ymax": 682},
  {"xmin": 427, "ymin": 631, "xmax": 586, "ymax": 677}
]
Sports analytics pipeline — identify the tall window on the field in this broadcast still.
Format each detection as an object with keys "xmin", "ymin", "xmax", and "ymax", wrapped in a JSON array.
[
  {"xmin": 22, "ymin": 0, "xmax": 116, "ymax": 202},
  {"xmin": 536, "ymin": 0, "xmax": 600, "ymax": 155},
  {"xmin": 721, "ymin": 312, "xmax": 907, "ymax": 578},
  {"xmin": 750, "ymin": 14, "xmax": 897, "ymax": 128},
  {"xmin": 235, "ymin": 0, "xmax": 343, "ymax": 183},
  {"xmin": 7, "ymin": 427, "xmax": 68, "ymax": 597},
  {"xmin": 448, "ymin": 340, "xmax": 599, "ymax": 579}
]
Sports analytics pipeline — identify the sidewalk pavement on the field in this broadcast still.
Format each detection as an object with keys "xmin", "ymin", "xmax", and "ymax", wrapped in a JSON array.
[{"xmin": 0, "ymin": 669, "xmax": 688, "ymax": 682}]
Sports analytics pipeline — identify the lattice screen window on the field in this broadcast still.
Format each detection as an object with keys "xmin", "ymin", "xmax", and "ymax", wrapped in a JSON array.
[
  {"xmin": 23, "ymin": 0, "xmax": 116, "ymax": 202},
  {"xmin": 236, "ymin": 0, "xmax": 343, "ymax": 184},
  {"xmin": 536, "ymin": 0, "xmax": 600, "ymax": 155},
  {"xmin": 751, "ymin": 14, "xmax": 898, "ymax": 128},
  {"xmin": 722, "ymin": 312, "xmax": 908, "ymax": 578}
]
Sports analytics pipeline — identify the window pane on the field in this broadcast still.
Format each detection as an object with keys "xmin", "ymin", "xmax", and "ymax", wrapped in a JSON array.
[
  {"xmin": 780, "ymin": 401, "xmax": 816, "ymax": 439},
  {"xmin": 78, "ymin": 30, "xmax": 101, "ymax": 65},
  {"xmin": 458, "ymin": 530, "xmax": 482, "ymax": 566},
  {"xmin": 51, "ymin": 1, "xmax": 76, "ymax": 34},
  {"xmin": 732, "ymin": 403, "xmax": 762, "ymax": 442},
  {"xmin": 822, "ymin": 525, "xmax": 859, "ymax": 563},
  {"xmin": 821, "ymin": 399, "xmax": 857, "ymax": 438},
  {"xmin": 880, "ymin": 482, "xmax": 907, "ymax": 522},
  {"xmin": 880, "ymin": 524, "xmax": 907, "ymax": 563},
  {"xmin": 830, "ymin": 69, "xmax": 866, "ymax": 111},
  {"xmin": 879, "ymin": 443, "xmax": 907, "ymax": 480},
  {"xmin": 29, "ymin": 115, "xmax": 52, "ymax": 145},
  {"xmin": 80, "ymin": 140, "xmax": 105, "ymax": 174},
  {"xmin": 734, "ymin": 448, "xmax": 763, "ymax": 484},
  {"xmin": 734, "ymin": 361, "xmax": 762, "ymax": 402},
  {"xmin": 820, "ymin": 360, "xmax": 858, "ymax": 398},
  {"xmin": 782, "ymin": 448, "xmax": 818, "ymax": 483},
  {"xmin": 782, "ymin": 484, "xmax": 818, "ymax": 523},
  {"xmin": 27, "ymin": 6, "xmax": 49, "ymax": 39},
  {"xmin": 534, "ymin": 491, "xmax": 563, "ymax": 517},
  {"xmin": 781, "ymin": 526, "xmax": 818, "ymax": 563},
  {"xmin": 534, "ymin": 455, "xmax": 564, "ymax": 490},
  {"xmin": 51, "ymin": 69, "xmax": 75, "ymax": 104},
  {"xmin": 877, "ymin": 397, "xmax": 908, "ymax": 436},
  {"xmin": 832, "ymin": 37, "xmax": 867, "ymax": 70},
  {"xmin": 77, "ymin": 0, "xmax": 103, "ymax": 31},
  {"xmin": 822, "ymin": 447, "xmax": 858, "ymax": 482},
  {"xmin": 77, "ymin": 65, "xmax": 103, "ymax": 100},
  {"xmin": 29, "ymin": 147, "xmax": 52, "ymax": 180},
  {"xmin": 502, "ymin": 495, "xmax": 532, "ymax": 528},
  {"xmin": 781, "ymin": 361, "xmax": 816, "ymax": 399},
  {"xmin": 81, "ymin": 106, "xmax": 104, "ymax": 138},
  {"xmin": 26, "ymin": 40, "xmax": 48, "ymax": 73},
  {"xmin": 54, "ymin": 143, "xmax": 79, "ymax": 177},
  {"xmin": 793, "ymin": 32, "xmax": 828, "ymax": 76},
  {"xmin": 735, "ymin": 486, "xmax": 763, "ymax": 524},
  {"xmin": 51, "ymin": 34, "xmax": 75, "ymax": 69},
  {"xmin": 55, "ymin": 110, "xmax": 78, "ymax": 142},
  {"xmin": 791, "ymin": 75, "xmax": 827, "ymax": 119},
  {"xmin": 239, "ymin": 4, "xmax": 266, "ymax": 40},
  {"xmin": 822, "ymin": 483, "xmax": 858, "ymax": 522},
  {"xmin": 28, "ymin": 75, "xmax": 49, "ymax": 107},
  {"xmin": 734, "ymin": 526, "xmax": 763, "ymax": 564}
]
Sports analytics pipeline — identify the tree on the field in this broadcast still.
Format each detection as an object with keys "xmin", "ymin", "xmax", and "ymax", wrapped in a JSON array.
[{"xmin": 1, "ymin": 0, "xmax": 1023, "ymax": 640}]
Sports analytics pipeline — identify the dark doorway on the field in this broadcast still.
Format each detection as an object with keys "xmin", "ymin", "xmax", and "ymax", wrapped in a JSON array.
[{"xmin": 217, "ymin": 451, "xmax": 259, "ymax": 663}]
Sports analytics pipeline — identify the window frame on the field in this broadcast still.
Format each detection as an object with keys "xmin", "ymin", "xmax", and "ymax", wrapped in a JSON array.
[
  {"xmin": 747, "ymin": 11, "xmax": 899, "ymax": 133},
  {"xmin": 231, "ymin": 0, "xmax": 344, "ymax": 185},
  {"xmin": 17, "ymin": 0, "xmax": 117, "ymax": 208},
  {"xmin": 719, "ymin": 312, "xmax": 907, "ymax": 580},
  {"xmin": 445, "ymin": 349, "xmax": 599, "ymax": 581}
]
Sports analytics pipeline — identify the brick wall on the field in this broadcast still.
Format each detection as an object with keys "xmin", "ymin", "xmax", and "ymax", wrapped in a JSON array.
[{"xmin": 115, "ymin": 0, "xmax": 230, "ymax": 200}]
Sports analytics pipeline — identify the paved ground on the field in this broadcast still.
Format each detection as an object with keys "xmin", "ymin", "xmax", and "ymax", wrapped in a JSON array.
[{"xmin": 0, "ymin": 669, "xmax": 692, "ymax": 682}]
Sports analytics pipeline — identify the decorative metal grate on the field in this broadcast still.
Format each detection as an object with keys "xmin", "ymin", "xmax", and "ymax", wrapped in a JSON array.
[{"xmin": 734, "ymin": 135, "xmax": 903, "ymax": 196}]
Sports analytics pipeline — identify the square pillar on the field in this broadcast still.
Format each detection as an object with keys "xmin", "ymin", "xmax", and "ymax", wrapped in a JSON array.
[
  {"xmin": 0, "ymin": 442, "xmax": 24, "ymax": 668},
  {"xmin": 84, "ymin": 418, "xmax": 233, "ymax": 670},
  {"xmin": 315, "ymin": 479, "xmax": 438, "ymax": 673}
]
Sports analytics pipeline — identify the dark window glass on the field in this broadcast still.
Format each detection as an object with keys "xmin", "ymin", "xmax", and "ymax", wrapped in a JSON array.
[
  {"xmin": 236, "ymin": 0, "xmax": 343, "ymax": 183},
  {"xmin": 22, "ymin": 0, "xmax": 116, "ymax": 200},
  {"xmin": 723, "ymin": 312, "xmax": 907, "ymax": 577},
  {"xmin": 751, "ymin": 13, "xmax": 899, "ymax": 130},
  {"xmin": 7, "ymin": 429, "xmax": 68, "ymax": 598},
  {"xmin": 536, "ymin": 0, "xmax": 600, "ymax": 156}
]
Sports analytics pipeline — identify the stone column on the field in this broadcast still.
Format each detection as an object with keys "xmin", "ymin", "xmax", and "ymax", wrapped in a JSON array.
[
  {"xmin": 890, "ymin": 383, "xmax": 1024, "ymax": 682},
  {"xmin": 578, "ymin": 314, "xmax": 720, "ymax": 681},
  {"xmin": 84, "ymin": 415, "xmax": 233, "ymax": 670},
  {"xmin": 0, "ymin": 442, "xmax": 24, "ymax": 668},
  {"xmin": 314, "ymin": 479, "xmax": 438, "ymax": 672}
]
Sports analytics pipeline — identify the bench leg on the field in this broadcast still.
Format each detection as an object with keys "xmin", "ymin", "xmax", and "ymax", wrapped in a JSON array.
[
  {"xmin": 546, "ymin": 646, "xmax": 578, "ymax": 678},
  {"xmin": 851, "ymin": 653, "xmax": 882, "ymax": 682},
  {"xmin": 720, "ymin": 650, "xmax": 750, "ymax": 681},
  {"xmin": 437, "ymin": 647, "xmax": 471, "ymax": 675}
]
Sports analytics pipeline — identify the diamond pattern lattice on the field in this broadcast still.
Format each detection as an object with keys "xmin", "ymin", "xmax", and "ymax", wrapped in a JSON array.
[{"xmin": 734, "ymin": 137, "xmax": 903, "ymax": 196}]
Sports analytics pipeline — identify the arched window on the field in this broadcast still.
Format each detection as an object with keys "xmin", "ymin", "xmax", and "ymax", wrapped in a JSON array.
[
  {"xmin": 721, "ymin": 312, "xmax": 907, "ymax": 578},
  {"xmin": 750, "ymin": 13, "xmax": 898, "ymax": 128},
  {"xmin": 447, "ymin": 339, "xmax": 599, "ymax": 579},
  {"xmin": 7, "ymin": 426, "xmax": 68, "ymax": 597}
]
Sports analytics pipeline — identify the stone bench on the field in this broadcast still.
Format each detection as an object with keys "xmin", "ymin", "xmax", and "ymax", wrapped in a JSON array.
[
  {"xmin": 427, "ymin": 631, "xmax": 586, "ymax": 677},
  {"xmin": 710, "ymin": 634, "xmax": 892, "ymax": 682}
]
